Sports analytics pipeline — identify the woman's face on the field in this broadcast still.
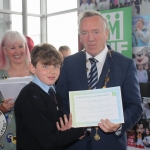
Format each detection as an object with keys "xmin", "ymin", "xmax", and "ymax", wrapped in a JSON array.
[
  {"xmin": 136, "ymin": 21, "xmax": 144, "ymax": 30},
  {"xmin": 3, "ymin": 42, "xmax": 26, "ymax": 65}
]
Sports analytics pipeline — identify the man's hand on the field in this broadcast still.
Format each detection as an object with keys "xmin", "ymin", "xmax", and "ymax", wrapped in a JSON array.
[
  {"xmin": 56, "ymin": 114, "xmax": 72, "ymax": 131},
  {"xmin": 0, "ymin": 98, "xmax": 14, "ymax": 113},
  {"xmin": 98, "ymin": 119, "xmax": 121, "ymax": 133}
]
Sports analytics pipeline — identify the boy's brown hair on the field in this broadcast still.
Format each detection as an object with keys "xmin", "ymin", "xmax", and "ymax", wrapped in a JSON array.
[{"xmin": 31, "ymin": 43, "xmax": 61, "ymax": 67}]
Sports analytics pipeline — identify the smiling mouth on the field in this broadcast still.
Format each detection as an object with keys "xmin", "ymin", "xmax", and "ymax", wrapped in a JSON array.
[{"xmin": 14, "ymin": 55, "xmax": 21, "ymax": 59}]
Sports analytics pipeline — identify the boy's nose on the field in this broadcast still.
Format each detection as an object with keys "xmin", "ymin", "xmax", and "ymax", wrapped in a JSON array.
[{"xmin": 49, "ymin": 65, "xmax": 55, "ymax": 74}]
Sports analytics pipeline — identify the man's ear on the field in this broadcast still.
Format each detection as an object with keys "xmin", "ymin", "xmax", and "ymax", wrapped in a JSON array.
[
  {"xmin": 79, "ymin": 36, "xmax": 83, "ymax": 44},
  {"xmin": 105, "ymin": 30, "xmax": 109, "ymax": 41},
  {"xmin": 29, "ymin": 63, "xmax": 36, "ymax": 74}
]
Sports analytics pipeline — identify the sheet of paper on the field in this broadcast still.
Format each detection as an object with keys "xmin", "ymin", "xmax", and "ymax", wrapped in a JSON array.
[
  {"xmin": 0, "ymin": 76, "xmax": 33, "ymax": 102},
  {"xmin": 69, "ymin": 86, "xmax": 124, "ymax": 128}
]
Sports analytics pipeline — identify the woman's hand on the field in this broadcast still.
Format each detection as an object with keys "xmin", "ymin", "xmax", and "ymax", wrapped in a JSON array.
[
  {"xmin": 0, "ymin": 98, "xmax": 14, "ymax": 113},
  {"xmin": 56, "ymin": 113, "xmax": 72, "ymax": 131}
]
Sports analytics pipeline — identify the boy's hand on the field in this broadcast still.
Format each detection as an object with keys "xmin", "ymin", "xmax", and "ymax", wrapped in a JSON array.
[
  {"xmin": 79, "ymin": 135, "xmax": 85, "ymax": 140},
  {"xmin": 56, "ymin": 114, "xmax": 72, "ymax": 131},
  {"xmin": 0, "ymin": 98, "xmax": 14, "ymax": 113}
]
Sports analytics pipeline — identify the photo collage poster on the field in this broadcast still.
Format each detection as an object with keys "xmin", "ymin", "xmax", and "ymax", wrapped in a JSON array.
[{"xmin": 78, "ymin": 0, "xmax": 150, "ymax": 149}]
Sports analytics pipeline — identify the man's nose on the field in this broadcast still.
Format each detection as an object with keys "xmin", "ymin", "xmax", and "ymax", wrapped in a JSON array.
[{"xmin": 88, "ymin": 32, "xmax": 94, "ymax": 41}]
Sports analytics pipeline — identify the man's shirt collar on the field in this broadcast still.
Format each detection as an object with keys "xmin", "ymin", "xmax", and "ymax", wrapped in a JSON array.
[{"xmin": 86, "ymin": 45, "xmax": 108, "ymax": 63}]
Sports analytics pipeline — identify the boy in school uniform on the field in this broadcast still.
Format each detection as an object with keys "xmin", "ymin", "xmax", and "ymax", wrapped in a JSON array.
[{"xmin": 14, "ymin": 43, "xmax": 84, "ymax": 150}]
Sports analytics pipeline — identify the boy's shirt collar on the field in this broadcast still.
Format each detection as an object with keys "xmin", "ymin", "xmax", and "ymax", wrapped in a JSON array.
[{"xmin": 32, "ymin": 76, "xmax": 55, "ymax": 94}]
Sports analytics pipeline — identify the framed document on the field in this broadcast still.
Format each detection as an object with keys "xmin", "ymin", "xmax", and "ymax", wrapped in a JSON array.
[
  {"xmin": 69, "ymin": 86, "xmax": 124, "ymax": 127},
  {"xmin": 0, "ymin": 111, "xmax": 7, "ymax": 137}
]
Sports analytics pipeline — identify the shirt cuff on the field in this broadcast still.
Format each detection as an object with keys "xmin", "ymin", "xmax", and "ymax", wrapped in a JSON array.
[{"xmin": 115, "ymin": 125, "xmax": 122, "ymax": 136}]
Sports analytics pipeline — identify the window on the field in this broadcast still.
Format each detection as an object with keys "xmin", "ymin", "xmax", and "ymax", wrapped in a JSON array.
[
  {"xmin": 0, "ymin": 0, "xmax": 78, "ymax": 54},
  {"xmin": 28, "ymin": 16, "xmax": 41, "ymax": 45},
  {"xmin": 0, "ymin": 13, "xmax": 22, "ymax": 39},
  {"xmin": 27, "ymin": 0, "xmax": 40, "ymax": 14},
  {"xmin": 0, "ymin": 13, "xmax": 10, "ymax": 39},
  {"xmin": 47, "ymin": 0, "xmax": 77, "ymax": 14},
  {"xmin": 11, "ymin": 14, "xmax": 22, "ymax": 33},
  {"xmin": 47, "ymin": 12, "xmax": 78, "ymax": 54},
  {"xmin": 11, "ymin": 0, "xmax": 22, "ymax": 12}
]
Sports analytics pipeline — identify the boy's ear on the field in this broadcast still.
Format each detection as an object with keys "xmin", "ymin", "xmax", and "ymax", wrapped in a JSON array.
[{"xmin": 30, "ymin": 63, "xmax": 36, "ymax": 74}]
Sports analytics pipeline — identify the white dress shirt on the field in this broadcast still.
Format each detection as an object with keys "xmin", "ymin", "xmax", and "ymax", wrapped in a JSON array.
[{"xmin": 86, "ymin": 45, "xmax": 108, "ymax": 80}]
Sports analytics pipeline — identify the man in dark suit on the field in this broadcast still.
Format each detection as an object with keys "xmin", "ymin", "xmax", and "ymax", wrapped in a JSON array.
[{"xmin": 56, "ymin": 10, "xmax": 142, "ymax": 150}]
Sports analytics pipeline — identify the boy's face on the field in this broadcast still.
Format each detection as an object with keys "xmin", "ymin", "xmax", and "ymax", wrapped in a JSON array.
[
  {"xmin": 30, "ymin": 62, "xmax": 60, "ymax": 86},
  {"xmin": 137, "ymin": 64, "xmax": 143, "ymax": 71}
]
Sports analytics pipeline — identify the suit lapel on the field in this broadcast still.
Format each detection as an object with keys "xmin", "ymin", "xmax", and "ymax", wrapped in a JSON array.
[
  {"xmin": 77, "ymin": 51, "xmax": 88, "ymax": 90},
  {"xmin": 96, "ymin": 51, "xmax": 112, "ymax": 89}
]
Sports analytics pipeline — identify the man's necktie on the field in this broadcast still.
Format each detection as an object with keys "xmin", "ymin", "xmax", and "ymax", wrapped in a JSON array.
[{"xmin": 88, "ymin": 58, "xmax": 98, "ymax": 89}]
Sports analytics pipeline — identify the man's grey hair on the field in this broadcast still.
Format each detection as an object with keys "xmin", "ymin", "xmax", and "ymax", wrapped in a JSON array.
[{"xmin": 78, "ymin": 10, "xmax": 110, "ymax": 33}]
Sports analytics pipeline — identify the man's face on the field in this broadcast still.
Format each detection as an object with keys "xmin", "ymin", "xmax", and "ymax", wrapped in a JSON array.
[{"xmin": 79, "ymin": 16, "xmax": 109, "ymax": 57}]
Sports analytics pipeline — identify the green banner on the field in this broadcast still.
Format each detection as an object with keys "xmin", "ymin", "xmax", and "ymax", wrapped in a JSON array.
[{"xmin": 100, "ymin": 7, "xmax": 132, "ymax": 58}]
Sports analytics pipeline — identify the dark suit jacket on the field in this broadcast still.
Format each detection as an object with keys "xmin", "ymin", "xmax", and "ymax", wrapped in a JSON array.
[
  {"xmin": 56, "ymin": 50, "xmax": 142, "ymax": 150},
  {"xmin": 14, "ymin": 83, "xmax": 84, "ymax": 150}
]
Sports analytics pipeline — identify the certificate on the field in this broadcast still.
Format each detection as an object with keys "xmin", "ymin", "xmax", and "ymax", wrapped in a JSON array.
[
  {"xmin": 69, "ymin": 86, "xmax": 124, "ymax": 127},
  {"xmin": 0, "ymin": 76, "xmax": 33, "ymax": 102}
]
